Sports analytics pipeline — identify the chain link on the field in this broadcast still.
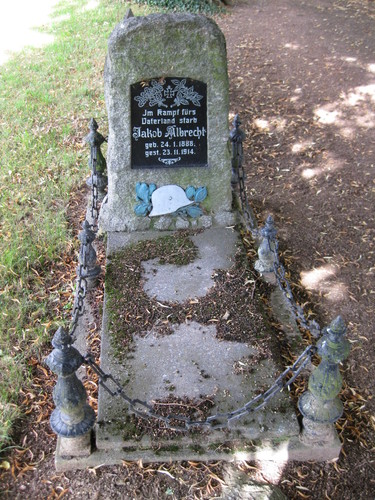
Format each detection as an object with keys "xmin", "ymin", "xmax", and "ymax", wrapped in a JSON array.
[
  {"xmin": 90, "ymin": 147, "xmax": 99, "ymax": 224},
  {"xmin": 69, "ymin": 267, "xmax": 88, "ymax": 342},
  {"xmin": 85, "ymin": 344, "xmax": 314, "ymax": 431},
  {"xmin": 68, "ymin": 138, "xmax": 100, "ymax": 341},
  {"xmin": 237, "ymin": 162, "xmax": 259, "ymax": 235},
  {"xmin": 231, "ymin": 117, "xmax": 321, "ymax": 338},
  {"xmin": 230, "ymin": 115, "xmax": 259, "ymax": 236},
  {"xmin": 273, "ymin": 239, "xmax": 321, "ymax": 337}
]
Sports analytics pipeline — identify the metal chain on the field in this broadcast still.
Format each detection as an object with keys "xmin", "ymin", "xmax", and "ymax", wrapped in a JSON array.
[
  {"xmin": 230, "ymin": 114, "xmax": 259, "ymax": 236},
  {"xmin": 272, "ymin": 239, "xmax": 321, "ymax": 337},
  {"xmin": 237, "ymin": 162, "xmax": 259, "ymax": 236},
  {"xmin": 237, "ymin": 176, "xmax": 320, "ymax": 336},
  {"xmin": 68, "ymin": 137, "xmax": 100, "ymax": 341},
  {"xmin": 231, "ymin": 116, "xmax": 321, "ymax": 338},
  {"xmin": 69, "ymin": 269, "xmax": 88, "ymax": 342},
  {"xmin": 85, "ymin": 344, "xmax": 314, "ymax": 431},
  {"xmin": 90, "ymin": 146, "xmax": 99, "ymax": 224}
]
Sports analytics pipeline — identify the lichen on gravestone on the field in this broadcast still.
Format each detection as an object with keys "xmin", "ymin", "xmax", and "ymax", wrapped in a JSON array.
[{"xmin": 99, "ymin": 13, "xmax": 234, "ymax": 232}]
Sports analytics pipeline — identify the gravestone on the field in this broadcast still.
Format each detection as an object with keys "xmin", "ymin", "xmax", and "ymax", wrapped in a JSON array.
[{"xmin": 99, "ymin": 13, "xmax": 234, "ymax": 232}]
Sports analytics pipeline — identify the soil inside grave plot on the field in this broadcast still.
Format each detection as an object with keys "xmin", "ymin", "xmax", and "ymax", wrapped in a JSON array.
[
  {"xmin": 96, "ymin": 227, "xmax": 298, "ymax": 448},
  {"xmin": 104, "ymin": 229, "xmax": 272, "ymax": 353}
]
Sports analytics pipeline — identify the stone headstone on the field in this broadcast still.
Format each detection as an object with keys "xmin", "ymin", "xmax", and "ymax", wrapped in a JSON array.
[{"xmin": 99, "ymin": 13, "xmax": 234, "ymax": 232}]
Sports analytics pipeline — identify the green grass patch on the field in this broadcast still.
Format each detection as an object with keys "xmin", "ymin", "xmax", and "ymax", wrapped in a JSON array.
[{"xmin": 0, "ymin": 0, "xmax": 157, "ymax": 450}]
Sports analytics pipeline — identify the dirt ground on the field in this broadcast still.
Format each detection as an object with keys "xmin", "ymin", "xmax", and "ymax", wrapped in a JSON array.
[{"xmin": 1, "ymin": 0, "xmax": 375, "ymax": 498}]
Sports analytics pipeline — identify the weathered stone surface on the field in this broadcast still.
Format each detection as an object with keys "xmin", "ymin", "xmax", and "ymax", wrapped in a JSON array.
[
  {"xmin": 153, "ymin": 215, "xmax": 173, "ymax": 230},
  {"xmin": 127, "ymin": 322, "xmax": 255, "ymax": 401},
  {"xmin": 100, "ymin": 13, "xmax": 232, "ymax": 232},
  {"xmin": 57, "ymin": 433, "xmax": 92, "ymax": 459},
  {"xmin": 142, "ymin": 228, "xmax": 238, "ymax": 302},
  {"xmin": 96, "ymin": 228, "xmax": 299, "ymax": 453},
  {"xmin": 200, "ymin": 214, "xmax": 213, "ymax": 228},
  {"xmin": 56, "ymin": 433, "xmax": 342, "ymax": 471},
  {"xmin": 175, "ymin": 216, "xmax": 190, "ymax": 229}
]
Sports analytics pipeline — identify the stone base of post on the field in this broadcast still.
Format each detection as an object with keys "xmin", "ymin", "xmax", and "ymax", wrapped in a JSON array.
[
  {"xmin": 300, "ymin": 417, "xmax": 338, "ymax": 447},
  {"xmin": 298, "ymin": 389, "xmax": 343, "ymax": 448},
  {"xmin": 57, "ymin": 431, "xmax": 92, "ymax": 459}
]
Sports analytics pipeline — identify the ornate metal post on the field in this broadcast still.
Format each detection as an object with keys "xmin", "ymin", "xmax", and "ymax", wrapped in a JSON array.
[
  {"xmin": 298, "ymin": 316, "xmax": 350, "ymax": 445},
  {"xmin": 78, "ymin": 219, "xmax": 101, "ymax": 290},
  {"xmin": 85, "ymin": 118, "xmax": 107, "ymax": 202},
  {"xmin": 229, "ymin": 114, "xmax": 245, "ymax": 186},
  {"xmin": 46, "ymin": 327, "xmax": 95, "ymax": 457},
  {"xmin": 254, "ymin": 215, "xmax": 277, "ymax": 282}
]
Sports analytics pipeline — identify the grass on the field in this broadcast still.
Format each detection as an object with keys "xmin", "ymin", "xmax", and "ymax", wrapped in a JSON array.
[{"xmin": 0, "ymin": 0, "xmax": 158, "ymax": 450}]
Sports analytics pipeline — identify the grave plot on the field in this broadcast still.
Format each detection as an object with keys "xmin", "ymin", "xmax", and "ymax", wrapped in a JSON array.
[
  {"xmin": 95, "ymin": 228, "xmax": 300, "ymax": 461},
  {"xmin": 48, "ymin": 11, "xmax": 347, "ymax": 471}
]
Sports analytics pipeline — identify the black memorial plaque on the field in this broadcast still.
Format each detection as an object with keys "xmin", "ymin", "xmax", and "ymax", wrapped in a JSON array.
[{"xmin": 131, "ymin": 77, "xmax": 207, "ymax": 169}]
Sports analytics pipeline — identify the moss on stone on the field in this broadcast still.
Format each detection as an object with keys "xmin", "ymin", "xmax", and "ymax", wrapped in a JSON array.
[
  {"xmin": 154, "ymin": 444, "xmax": 180, "ymax": 455},
  {"xmin": 189, "ymin": 444, "xmax": 205, "ymax": 454},
  {"xmin": 105, "ymin": 230, "xmax": 199, "ymax": 356},
  {"xmin": 109, "ymin": 417, "xmax": 143, "ymax": 441},
  {"xmin": 105, "ymin": 229, "xmax": 275, "ymax": 361}
]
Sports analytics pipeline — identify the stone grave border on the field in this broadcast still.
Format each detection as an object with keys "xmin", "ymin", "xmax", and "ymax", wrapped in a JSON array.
[{"xmin": 45, "ymin": 117, "xmax": 350, "ymax": 469}]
